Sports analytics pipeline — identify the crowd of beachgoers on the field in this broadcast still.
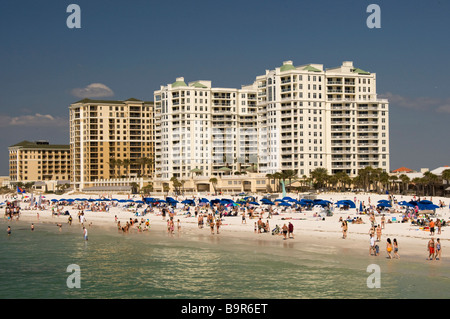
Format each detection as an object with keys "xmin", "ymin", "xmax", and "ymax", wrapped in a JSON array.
[{"xmin": 3, "ymin": 191, "xmax": 449, "ymax": 261}]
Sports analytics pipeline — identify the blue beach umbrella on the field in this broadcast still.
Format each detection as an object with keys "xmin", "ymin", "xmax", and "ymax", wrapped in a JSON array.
[
  {"xmin": 335, "ymin": 200, "xmax": 356, "ymax": 209},
  {"xmin": 278, "ymin": 202, "xmax": 291, "ymax": 207}
]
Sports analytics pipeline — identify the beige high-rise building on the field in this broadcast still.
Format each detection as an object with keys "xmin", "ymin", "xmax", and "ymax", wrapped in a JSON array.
[
  {"xmin": 69, "ymin": 98, "xmax": 155, "ymax": 191},
  {"xmin": 8, "ymin": 140, "xmax": 71, "ymax": 183}
]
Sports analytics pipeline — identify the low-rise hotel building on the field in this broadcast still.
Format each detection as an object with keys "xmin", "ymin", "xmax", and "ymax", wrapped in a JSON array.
[{"xmin": 8, "ymin": 140, "xmax": 71, "ymax": 183}]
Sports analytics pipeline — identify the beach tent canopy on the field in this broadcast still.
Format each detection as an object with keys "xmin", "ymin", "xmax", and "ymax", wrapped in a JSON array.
[
  {"xmin": 377, "ymin": 202, "xmax": 392, "ymax": 208},
  {"xmin": 313, "ymin": 200, "xmax": 330, "ymax": 207},
  {"xmin": 181, "ymin": 199, "xmax": 195, "ymax": 205},
  {"xmin": 277, "ymin": 202, "xmax": 291, "ymax": 207},
  {"xmin": 335, "ymin": 200, "xmax": 356, "ymax": 208},
  {"xmin": 398, "ymin": 201, "xmax": 415, "ymax": 207}
]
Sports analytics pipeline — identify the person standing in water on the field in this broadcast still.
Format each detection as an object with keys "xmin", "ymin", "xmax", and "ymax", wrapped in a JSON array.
[
  {"xmin": 393, "ymin": 238, "xmax": 400, "ymax": 259},
  {"xmin": 83, "ymin": 227, "xmax": 88, "ymax": 241},
  {"xmin": 428, "ymin": 237, "xmax": 435, "ymax": 260},
  {"xmin": 386, "ymin": 238, "xmax": 393, "ymax": 259}
]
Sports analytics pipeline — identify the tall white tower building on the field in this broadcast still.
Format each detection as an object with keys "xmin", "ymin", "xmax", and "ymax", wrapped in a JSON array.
[{"xmin": 254, "ymin": 60, "xmax": 389, "ymax": 177}]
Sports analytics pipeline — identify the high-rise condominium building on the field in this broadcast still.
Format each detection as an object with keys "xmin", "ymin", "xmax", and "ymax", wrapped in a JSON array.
[
  {"xmin": 154, "ymin": 78, "xmax": 258, "ymax": 180},
  {"xmin": 8, "ymin": 140, "xmax": 71, "ymax": 183},
  {"xmin": 69, "ymin": 98, "xmax": 155, "ymax": 191},
  {"xmin": 154, "ymin": 60, "xmax": 389, "ymax": 185},
  {"xmin": 256, "ymin": 60, "xmax": 389, "ymax": 176}
]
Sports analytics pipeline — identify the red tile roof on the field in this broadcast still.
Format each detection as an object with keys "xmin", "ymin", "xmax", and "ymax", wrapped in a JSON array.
[{"xmin": 392, "ymin": 167, "xmax": 413, "ymax": 173}]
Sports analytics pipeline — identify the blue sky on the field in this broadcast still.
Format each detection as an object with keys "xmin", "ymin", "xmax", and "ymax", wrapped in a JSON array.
[{"xmin": 1, "ymin": 0, "xmax": 449, "ymax": 175}]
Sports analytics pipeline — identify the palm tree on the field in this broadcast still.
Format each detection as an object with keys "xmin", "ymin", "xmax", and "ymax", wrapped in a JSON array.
[
  {"xmin": 142, "ymin": 183, "xmax": 153, "ymax": 195},
  {"xmin": 272, "ymin": 172, "xmax": 283, "ymax": 192},
  {"xmin": 378, "ymin": 171, "xmax": 390, "ymax": 194},
  {"xmin": 442, "ymin": 169, "xmax": 450, "ymax": 185},
  {"xmin": 357, "ymin": 166, "xmax": 377, "ymax": 192},
  {"xmin": 423, "ymin": 171, "xmax": 439, "ymax": 196},
  {"xmin": 310, "ymin": 168, "xmax": 328, "ymax": 190},
  {"xmin": 399, "ymin": 174, "xmax": 410, "ymax": 195},
  {"xmin": 265, "ymin": 173, "xmax": 274, "ymax": 192},
  {"xmin": 328, "ymin": 174, "xmax": 338, "ymax": 191},
  {"xmin": 130, "ymin": 182, "xmax": 140, "ymax": 194},
  {"xmin": 412, "ymin": 177, "xmax": 424, "ymax": 196},
  {"xmin": 335, "ymin": 171, "xmax": 350, "ymax": 192},
  {"xmin": 112, "ymin": 159, "xmax": 123, "ymax": 178},
  {"xmin": 162, "ymin": 183, "xmax": 170, "ymax": 196},
  {"xmin": 209, "ymin": 177, "xmax": 218, "ymax": 195},
  {"xmin": 170, "ymin": 176, "xmax": 182, "ymax": 195},
  {"xmin": 389, "ymin": 175, "xmax": 398, "ymax": 194},
  {"xmin": 140, "ymin": 157, "xmax": 153, "ymax": 178},
  {"xmin": 109, "ymin": 158, "xmax": 117, "ymax": 178},
  {"xmin": 122, "ymin": 159, "xmax": 131, "ymax": 178},
  {"xmin": 282, "ymin": 170, "xmax": 297, "ymax": 191}
]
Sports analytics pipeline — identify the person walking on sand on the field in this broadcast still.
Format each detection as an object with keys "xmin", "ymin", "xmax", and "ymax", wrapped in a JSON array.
[
  {"xmin": 341, "ymin": 220, "xmax": 348, "ymax": 239},
  {"xmin": 393, "ymin": 238, "xmax": 400, "ymax": 259},
  {"xmin": 369, "ymin": 233, "xmax": 376, "ymax": 256},
  {"xmin": 216, "ymin": 218, "xmax": 221, "ymax": 234},
  {"xmin": 376, "ymin": 224, "xmax": 382, "ymax": 242},
  {"xmin": 437, "ymin": 219, "xmax": 442, "ymax": 235},
  {"xmin": 428, "ymin": 238, "xmax": 435, "ymax": 260},
  {"xmin": 436, "ymin": 238, "xmax": 442, "ymax": 260},
  {"xmin": 386, "ymin": 238, "xmax": 393, "ymax": 259},
  {"xmin": 257, "ymin": 218, "xmax": 263, "ymax": 234},
  {"xmin": 429, "ymin": 219, "xmax": 435, "ymax": 236},
  {"xmin": 282, "ymin": 224, "xmax": 288, "ymax": 240},
  {"xmin": 210, "ymin": 219, "xmax": 215, "ymax": 235},
  {"xmin": 288, "ymin": 222, "xmax": 294, "ymax": 239}
]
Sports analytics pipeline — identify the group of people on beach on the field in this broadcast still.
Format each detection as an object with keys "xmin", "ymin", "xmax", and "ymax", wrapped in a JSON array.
[
  {"xmin": 369, "ymin": 233, "xmax": 400, "ymax": 259},
  {"xmin": 197, "ymin": 213, "xmax": 222, "ymax": 234},
  {"xmin": 427, "ymin": 237, "xmax": 442, "ymax": 260}
]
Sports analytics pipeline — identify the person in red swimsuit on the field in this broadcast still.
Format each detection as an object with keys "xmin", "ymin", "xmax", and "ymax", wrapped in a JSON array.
[{"xmin": 428, "ymin": 238, "xmax": 435, "ymax": 260}]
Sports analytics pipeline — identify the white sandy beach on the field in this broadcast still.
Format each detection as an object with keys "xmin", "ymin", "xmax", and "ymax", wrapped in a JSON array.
[{"xmin": 5, "ymin": 191, "xmax": 450, "ymax": 261}]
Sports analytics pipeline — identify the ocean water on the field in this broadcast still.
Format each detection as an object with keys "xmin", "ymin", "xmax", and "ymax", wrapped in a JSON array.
[{"xmin": 1, "ymin": 219, "xmax": 449, "ymax": 299}]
